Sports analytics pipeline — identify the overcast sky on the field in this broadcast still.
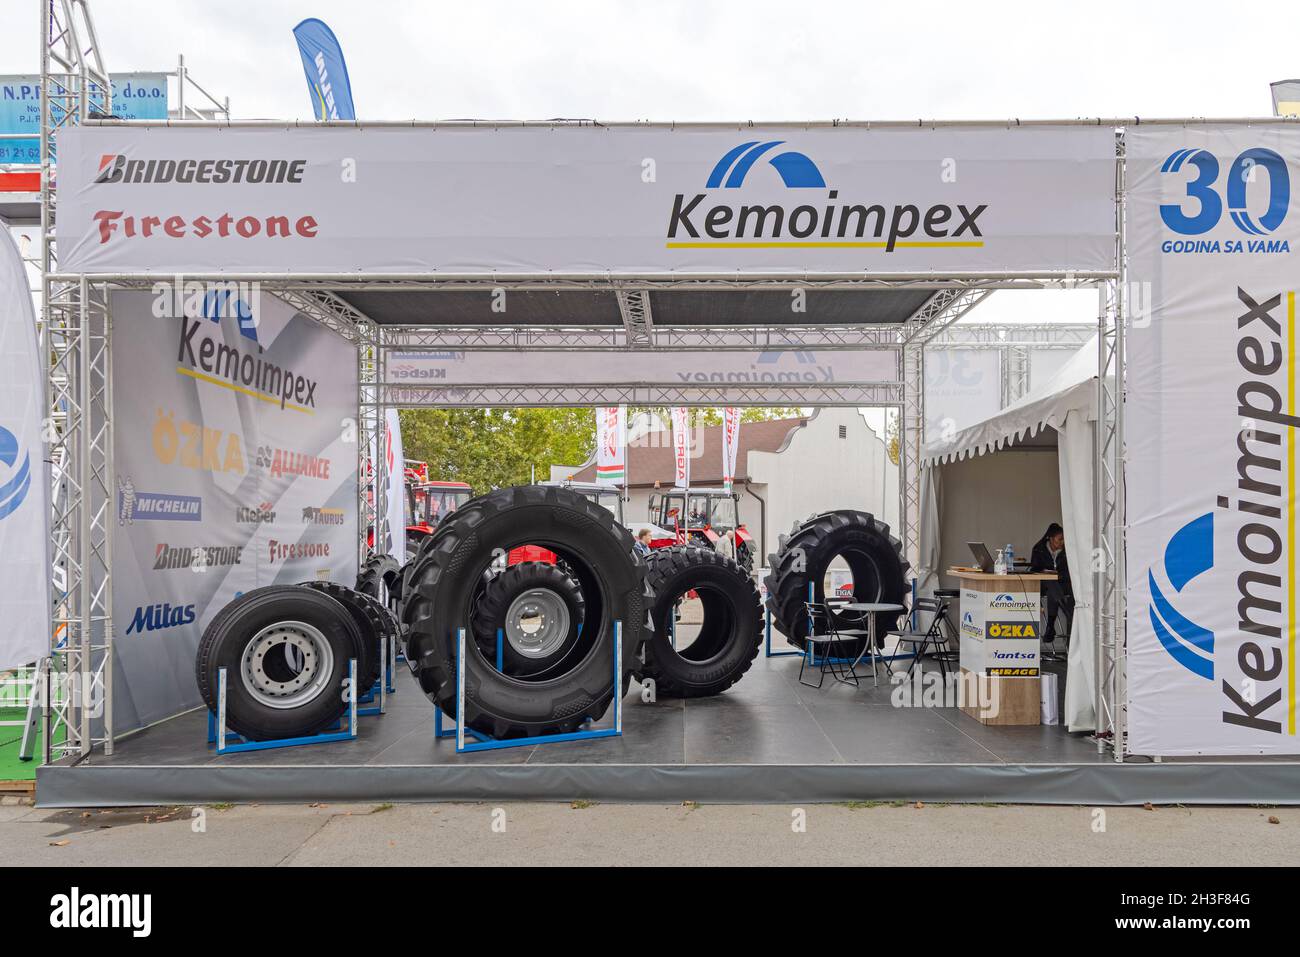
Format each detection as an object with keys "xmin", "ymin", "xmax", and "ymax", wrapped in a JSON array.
[{"xmin": 1, "ymin": 0, "xmax": 1294, "ymax": 123}]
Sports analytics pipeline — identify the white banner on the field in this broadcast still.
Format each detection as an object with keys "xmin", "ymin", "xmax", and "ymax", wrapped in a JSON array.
[
  {"xmin": 55, "ymin": 125, "xmax": 1116, "ymax": 276},
  {"xmin": 671, "ymin": 407, "xmax": 691, "ymax": 490},
  {"xmin": 722, "ymin": 407, "xmax": 741, "ymax": 490},
  {"xmin": 1127, "ymin": 125, "xmax": 1300, "ymax": 755},
  {"xmin": 110, "ymin": 288, "xmax": 359, "ymax": 733},
  {"xmin": 384, "ymin": 408, "xmax": 405, "ymax": 561},
  {"xmin": 595, "ymin": 406, "xmax": 626, "ymax": 485},
  {"xmin": 0, "ymin": 228, "xmax": 49, "ymax": 671},
  {"xmin": 922, "ymin": 349, "xmax": 1002, "ymax": 445}
]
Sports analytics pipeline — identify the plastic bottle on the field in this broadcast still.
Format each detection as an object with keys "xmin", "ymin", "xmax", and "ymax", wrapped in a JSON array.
[
  {"xmin": 994, "ymin": 547, "xmax": 1006, "ymax": 576},
  {"xmin": 1005, "ymin": 543, "xmax": 1015, "ymax": 570}
]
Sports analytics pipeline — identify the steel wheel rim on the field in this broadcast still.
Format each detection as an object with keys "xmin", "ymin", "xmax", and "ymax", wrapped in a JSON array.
[
  {"xmin": 240, "ymin": 620, "xmax": 335, "ymax": 710},
  {"xmin": 503, "ymin": 587, "xmax": 572, "ymax": 660}
]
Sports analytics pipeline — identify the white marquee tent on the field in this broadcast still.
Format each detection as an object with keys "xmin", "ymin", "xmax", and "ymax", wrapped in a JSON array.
[{"xmin": 918, "ymin": 336, "xmax": 1099, "ymax": 732}]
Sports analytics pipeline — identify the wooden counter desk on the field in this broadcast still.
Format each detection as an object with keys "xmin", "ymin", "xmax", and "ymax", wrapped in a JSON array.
[{"xmin": 948, "ymin": 568, "xmax": 1057, "ymax": 726}]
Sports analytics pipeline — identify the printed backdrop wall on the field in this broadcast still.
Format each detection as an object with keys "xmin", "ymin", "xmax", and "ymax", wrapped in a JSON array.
[
  {"xmin": 110, "ymin": 288, "xmax": 358, "ymax": 733},
  {"xmin": 1128, "ymin": 125, "xmax": 1300, "ymax": 756}
]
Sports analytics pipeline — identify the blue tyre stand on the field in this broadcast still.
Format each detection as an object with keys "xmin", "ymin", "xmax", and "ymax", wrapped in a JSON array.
[
  {"xmin": 435, "ymin": 621, "xmax": 625, "ymax": 753},
  {"xmin": 208, "ymin": 659, "xmax": 360, "ymax": 755},
  {"xmin": 355, "ymin": 636, "xmax": 393, "ymax": 715}
]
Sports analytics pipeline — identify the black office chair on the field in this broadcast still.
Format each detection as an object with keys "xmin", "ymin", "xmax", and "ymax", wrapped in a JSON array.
[
  {"xmin": 798, "ymin": 601, "xmax": 860, "ymax": 689},
  {"xmin": 886, "ymin": 595, "xmax": 954, "ymax": 680}
]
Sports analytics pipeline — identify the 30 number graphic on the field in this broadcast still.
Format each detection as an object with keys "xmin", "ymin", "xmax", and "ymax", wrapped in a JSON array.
[{"xmin": 1159, "ymin": 147, "xmax": 1289, "ymax": 236}]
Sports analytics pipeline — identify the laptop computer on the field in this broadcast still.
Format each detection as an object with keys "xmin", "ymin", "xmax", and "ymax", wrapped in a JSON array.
[{"xmin": 967, "ymin": 541, "xmax": 995, "ymax": 574}]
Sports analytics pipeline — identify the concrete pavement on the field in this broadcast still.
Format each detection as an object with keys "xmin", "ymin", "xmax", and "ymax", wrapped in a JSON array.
[{"xmin": 2, "ymin": 800, "xmax": 1296, "ymax": 866}]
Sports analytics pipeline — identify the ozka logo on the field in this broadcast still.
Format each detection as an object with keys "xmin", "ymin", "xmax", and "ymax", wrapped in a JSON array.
[{"xmin": 667, "ymin": 141, "xmax": 987, "ymax": 253}]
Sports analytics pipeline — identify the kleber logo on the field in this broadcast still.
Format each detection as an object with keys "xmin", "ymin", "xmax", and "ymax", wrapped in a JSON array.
[
  {"xmin": 1146, "ymin": 512, "xmax": 1214, "ymax": 680},
  {"xmin": 235, "ymin": 502, "xmax": 276, "ymax": 524},
  {"xmin": 0, "ymin": 425, "xmax": 32, "ymax": 520},
  {"xmin": 667, "ymin": 142, "xmax": 987, "ymax": 253},
  {"xmin": 95, "ymin": 154, "xmax": 307, "ymax": 185},
  {"xmin": 117, "ymin": 479, "xmax": 202, "ymax": 525},
  {"xmin": 125, "ymin": 602, "xmax": 196, "ymax": 634},
  {"xmin": 1158, "ymin": 147, "xmax": 1291, "ymax": 254}
]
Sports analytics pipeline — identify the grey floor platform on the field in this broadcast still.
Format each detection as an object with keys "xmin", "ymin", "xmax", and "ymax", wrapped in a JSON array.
[{"xmin": 37, "ymin": 655, "xmax": 1300, "ymax": 806}]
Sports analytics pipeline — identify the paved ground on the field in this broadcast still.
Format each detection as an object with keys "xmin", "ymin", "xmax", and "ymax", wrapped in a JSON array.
[{"xmin": 2, "ymin": 799, "xmax": 1295, "ymax": 866}]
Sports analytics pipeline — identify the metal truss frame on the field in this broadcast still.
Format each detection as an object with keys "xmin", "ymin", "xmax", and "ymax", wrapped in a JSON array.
[
  {"xmin": 381, "ymin": 381, "xmax": 903, "ymax": 409},
  {"xmin": 40, "ymin": 0, "xmax": 116, "ymax": 762}
]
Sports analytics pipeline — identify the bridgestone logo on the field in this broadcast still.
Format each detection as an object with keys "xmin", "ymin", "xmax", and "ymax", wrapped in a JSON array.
[
  {"xmin": 95, "ymin": 155, "xmax": 306, "ymax": 185},
  {"xmin": 153, "ymin": 544, "xmax": 242, "ymax": 570}
]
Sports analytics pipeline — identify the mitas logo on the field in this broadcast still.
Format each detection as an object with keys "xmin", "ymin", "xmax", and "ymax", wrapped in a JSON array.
[{"xmin": 667, "ymin": 141, "xmax": 987, "ymax": 252}]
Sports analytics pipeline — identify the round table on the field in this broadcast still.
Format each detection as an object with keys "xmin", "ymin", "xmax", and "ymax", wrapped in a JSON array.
[{"xmin": 838, "ymin": 602, "xmax": 906, "ymax": 683}]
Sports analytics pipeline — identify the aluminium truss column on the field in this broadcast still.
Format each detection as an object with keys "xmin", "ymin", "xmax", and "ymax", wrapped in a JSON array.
[
  {"xmin": 356, "ymin": 318, "xmax": 382, "ymax": 568},
  {"xmin": 41, "ymin": 0, "xmax": 114, "ymax": 760},
  {"xmin": 899, "ymin": 342, "xmax": 924, "ymax": 571}
]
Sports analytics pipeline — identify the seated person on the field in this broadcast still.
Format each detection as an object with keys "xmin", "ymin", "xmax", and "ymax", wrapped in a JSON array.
[{"xmin": 1030, "ymin": 522, "xmax": 1074, "ymax": 644}]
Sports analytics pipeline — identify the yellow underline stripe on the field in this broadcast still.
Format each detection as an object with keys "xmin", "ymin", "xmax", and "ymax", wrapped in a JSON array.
[
  {"xmin": 1289, "ymin": 291, "xmax": 1295, "ymax": 736},
  {"xmin": 176, "ymin": 366, "xmax": 314, "ymax": 415},
  {"xmin": 665, "ymin": 240, "xmax": 985, "ymax": 249}
]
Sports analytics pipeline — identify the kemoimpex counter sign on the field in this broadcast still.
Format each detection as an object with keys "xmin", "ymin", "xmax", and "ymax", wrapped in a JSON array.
[
  {"xmin": 1127, "ymin": 126, "xmax": 1300, "ymax": 756},
  {"xmin": 54, "ymin": 125, "xmax": 1117, "ymax": 276}
]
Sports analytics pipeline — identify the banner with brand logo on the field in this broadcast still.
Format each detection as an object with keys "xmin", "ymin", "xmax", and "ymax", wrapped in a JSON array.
[
  {"xmin": 292, "ymin": 19, "xmax": 356, "ymax": 121},
  {"xmin": 109, "ymin": 288, "xmax": 358, "ymax": 733},
  {"xmin": 382, "ymin": 348, "xmax": 896, "ymax": 404},
  {"xmin": 0, "ymin": 228, "xmax": 49, "ymax": 671},
  {"xmin": 1127, "ymin": 125, "xmax": 1300, "ymax": 755},
  {"xmin": 595, "ymin": 406, "xmax": 626, "ymax": 485},
  {"xmin": 671, "ymin": 407, "xmax": 691, "ymax": 490},
  {"xmin": 722, "ymin": 407, "xmax": 741, "ymax": 491},
  {"xmin": 384, "ymin": 408, "xmax": 405, "ymax": 561},
  {"xmin": 923, "ymin": 348, "xmax": 1001, "ymax": 444},
  {"xmin": 0, "ymin": 73, "xmax": 168, "ymax": 165},
  {"xmin": 54, "ymin": 125, "xmax": 1116, "ymax": 276}
]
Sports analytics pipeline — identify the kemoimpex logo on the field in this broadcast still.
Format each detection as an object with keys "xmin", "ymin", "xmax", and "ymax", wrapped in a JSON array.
[
  {"xmin": 666, "ymin": 140, "xmax": 987, "ymax": 252},
  {"xmin": 1158, "ymin": 147, "xmax": 1291, "ymax": 254},
  {"xmin": 1146, "ymin": 512, "xmax": 1214, "ymax": 680},
  {"xmin": 0, "ymin": 425, "xmax": 32, "ymax": 520}
]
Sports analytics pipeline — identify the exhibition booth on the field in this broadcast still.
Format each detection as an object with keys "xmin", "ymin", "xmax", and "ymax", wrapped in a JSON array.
[{"xmin": 24, "ymin": 115, "xmax": 1300, "ymax": 806}]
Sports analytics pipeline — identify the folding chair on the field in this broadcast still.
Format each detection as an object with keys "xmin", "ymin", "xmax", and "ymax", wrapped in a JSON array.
[
  {"xmin": 886, "ymin": 595, "xmax": 954, "ymax": 680},
  {"xmin": 798, "ymin": 601, "xmax": 860, "ymax": 689}
]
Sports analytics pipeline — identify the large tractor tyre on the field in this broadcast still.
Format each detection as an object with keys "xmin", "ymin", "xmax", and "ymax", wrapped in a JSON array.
[
  {"xmin": 357, "ymin": 554, "xmax": 401, "ymax": 611},
  {"xmin": 195, "ymin": 586, "xmax": 363, "ymax": 741},
  {"xmin": 403, "ymin": 484, "xmax": 649, "ymax": 739},
  {"xmin": 300, "ymin": 581, "xmax": 396, "ymax": 694},
  {"xmin": 764, "ymin": 510, "xmax": 909, "ymax": 659},
  {"xmin": 735, "ymin": 539, "xmax": 755, "ymax": 575},
  {"xmin": 474, "ymin": 561, "xmax": 587, "ymax": 679},
  {"xmin": 638, "ymin": 545, "xmax": 763, "ymax": 698}
]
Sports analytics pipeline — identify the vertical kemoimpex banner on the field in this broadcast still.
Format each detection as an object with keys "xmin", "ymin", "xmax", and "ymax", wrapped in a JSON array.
[
  {"xmin": 0, "ymin": 228, "xmax": 49, "ymax": 671},
  {"xmin": 109, "ymin": 287, "xmax": 359, "ymax": 734},
  {"xmin": 671, "ymin": 407, "xmax": 691, "ymax": 490},
  {"xmin": 292, "ymin": 19, "xmax": 356, "ymax": 121},
  {"xmin": 1127, "ymin": 126, "xmax": 1300, "ymax": 755},
  {"xmin": 384, "ymin": 408, "xmax": 405, "ymax": 561},
  {"xmin": 595, "ymin": 406, "xmax": 626, "ymax": 486},
  {"xmin": 722, "ymin": 407, "xmax": 741, "ymax": 491}
]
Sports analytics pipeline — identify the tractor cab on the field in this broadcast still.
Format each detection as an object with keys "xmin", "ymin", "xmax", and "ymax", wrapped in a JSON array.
[
  {"xmin": 406, "ymin": 481, "xmax": 473, "ymax": 556},
  {"xmin": 648, "ymin": 488, "xmax": 754, "ymax": 570}
]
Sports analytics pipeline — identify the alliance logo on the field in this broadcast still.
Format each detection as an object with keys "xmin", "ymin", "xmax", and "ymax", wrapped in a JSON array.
[
  {"xmin": 117, "ymin": 477, "xmax": 202, "ymax": 525},
  {"xmin": 125, "ymin": 602, "xmax": 196, "ymax": 634},
  {"xmin": 0, "ymin": 425, "xmax": 32, "ymax": 521},
  {"xmin": 1146, "ymin": 512, "xmax": 1214, "ymax": 680},
  {"xmin": 667, "ymin": 142, "xmax": 987, "ymax": 252}
]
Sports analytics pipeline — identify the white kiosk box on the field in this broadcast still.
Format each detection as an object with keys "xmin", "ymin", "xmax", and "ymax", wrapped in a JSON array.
[{"xmin": 951, "ymin": 570, "xmax": 1056, "ymax": 725}]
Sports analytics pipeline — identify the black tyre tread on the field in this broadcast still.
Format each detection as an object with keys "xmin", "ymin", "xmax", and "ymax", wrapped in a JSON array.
[
  {"xmin": 763, "ymin": 510, "xmax": 909, "ymax": 656},
  {"xmin": 402, "ymin": 485, "xmax": 650, "ymax": 739},
  {"xmin": 638, "ymin": 544, "xmax": 763, "ymax": 698},
  {"xmin": 300, "ymin": 581, "xmax": 395, "ymax": 692},
  {"xmin": 357, "ymin": 553, "xmax": 400, "ymax": 600},
  {"xmin": 195, "ymin": 585, "xmax": 361, "ymax": 741}
]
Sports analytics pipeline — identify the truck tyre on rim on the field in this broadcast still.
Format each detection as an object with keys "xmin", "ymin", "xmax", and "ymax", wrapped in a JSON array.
[
  {"xmin": 403, "ymin": 484, "xmax": 649, "ymax": 739},
  {"xmin": 300, "ymin": 581, "xmax": 397, "ymax": 694},
  {"xmin": 638, "ymin": 545, "xmax": 763, "ymax": 698},
  {"xmin": 764, "ymin": 510, "xmax": 909, "ymax": 659},
  {"xmin": 195, "ymin": 586, "xmax": 363, "ymax": 741},
  {"xmin": 474, "ymin": 562, "xmax": 587, "ymax": 679}
]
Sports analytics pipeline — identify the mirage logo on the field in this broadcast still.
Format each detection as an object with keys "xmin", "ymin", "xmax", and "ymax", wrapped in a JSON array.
[
  {"xmin": 0, "ymin": 425, "xmax": 32, "ymax": 520},
  {"xmin": 1146, "ymin": 512, "xmax": 1215, "ymax": 680},
  {"xmin": 667, "ymin": 141, "xmax": 986, "ymax": 252}
]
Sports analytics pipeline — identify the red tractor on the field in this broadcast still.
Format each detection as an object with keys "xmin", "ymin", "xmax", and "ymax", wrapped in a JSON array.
[
  {"xmin": 405, "ymin": 480, "xmax": 473, "ymax": 559},
  {"xmin": 648, "ymin": 488, "xmax": 755, "ymax": 572}
]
